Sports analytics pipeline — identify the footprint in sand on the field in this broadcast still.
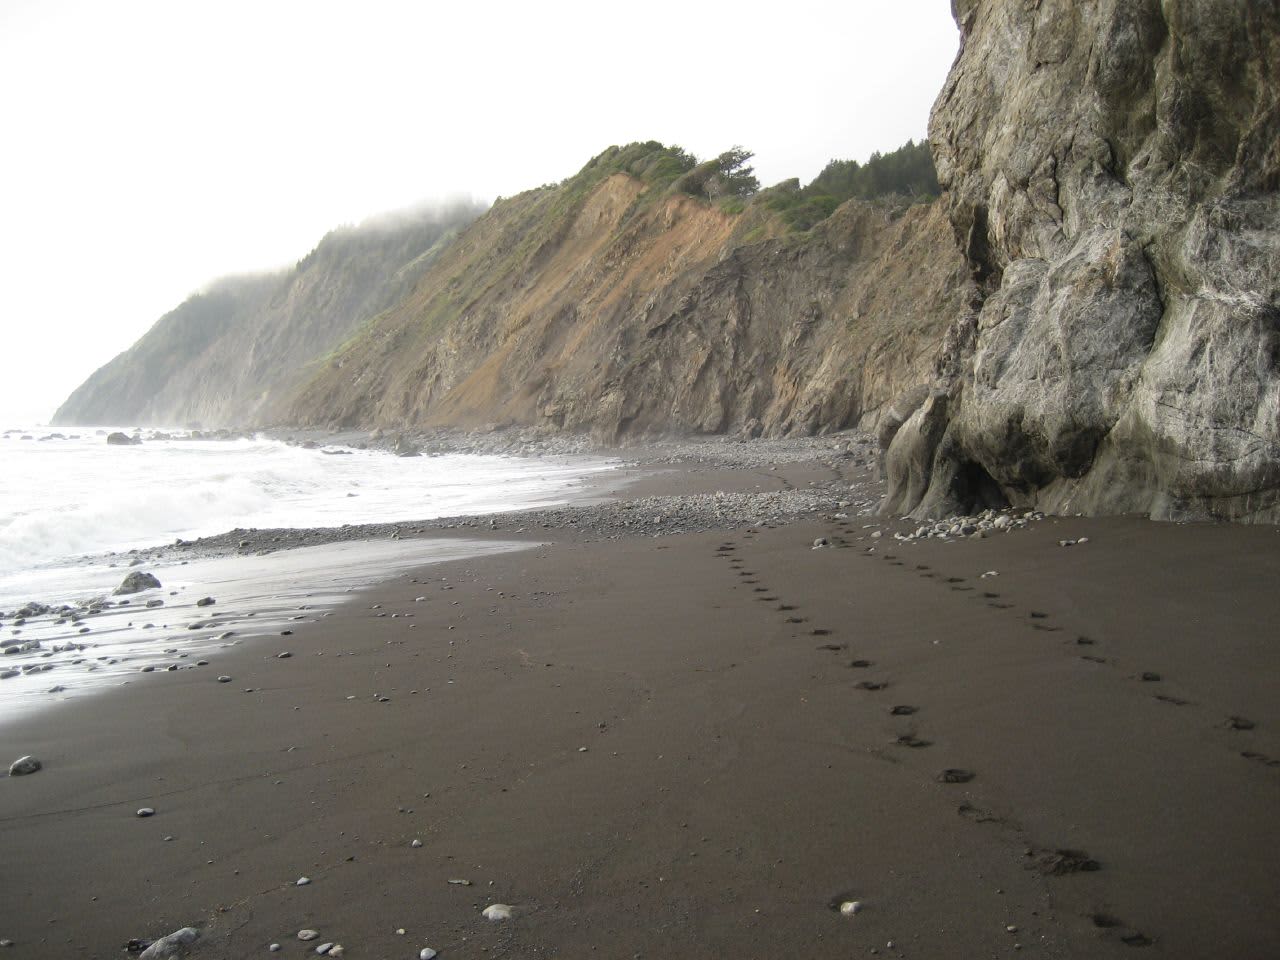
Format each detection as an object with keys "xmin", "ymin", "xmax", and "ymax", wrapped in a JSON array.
[
  {"xmin": 1091, "ymin": 914, "xmax": 1155, "ymax": 947},
  {"xmin": 849, "ymin": 659, "xmax": 873, "ymax": 668},
  {"xmin": 1240, "ymin": 750, "xmax": 1280, "ymax": 768},
  {"xmin": 856, "ymin": 680, "xmax": 888, "ymax": 691},
  {"xmin": 936, "ymin": 768, "xmax": 975, "ymax": 783},
  {"xmin": 1034, "ymin": 847, "xmax": 1101, "ymax": 875},
  {"xmin": 777, "ymin": 604, "xmax": 797, "ymax": 611},
  {"xmin": 756, "ymin": 596, "xmax": 779, "ymax": 602},
  {"xmin": 1226, "ymin": 716, "xmax": 1256, "ymax": 731},
  {"xmin": 895, "ymin": 735, "xmax": 932, "ymax": 748},
  {"xmin": 816, "ymin": 643, "xmax": 846, "ymax": 651},
  {"xmin": 811, "ymin": 628, "xmax": 832, "ymax": 636},
  {"xmin": 784, "ymin": 616, "xmax": 807, "ymax": 623},
  {"xmin": 889, "ymin": 704, "xmax": 918, "ymax": 716},
  {"xmin": 957, "ymin": 802, "xmax": 1003, "ymax": 824}
]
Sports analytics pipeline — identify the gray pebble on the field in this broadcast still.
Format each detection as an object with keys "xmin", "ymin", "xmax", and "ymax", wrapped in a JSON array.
[{"xmin": 8, "ymin": 756, "xmax": 41, "ymax": 776}]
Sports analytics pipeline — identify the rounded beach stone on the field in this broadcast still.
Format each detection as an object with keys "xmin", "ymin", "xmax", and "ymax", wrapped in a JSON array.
[
  {"xmin": 136, "ymin": 807, "xmax": 156, "ymax": 817},
  {"xmin": 420, "ymin": 949, "xmax": 438, "ymax": 959},
  {"xmin": 296, "ymin": 876, "xmax": 311, "ymax": 886},
  {"xmin": 297, "ymin": 930, "xmax": 319, "ymax": 941},
  {"xmin": 482, "ymin": 903, "xmax": 514, "ymax": 921},
  {"xmin": 137, "ymin": 926, "xmax": 198, "ymax": 959},
  {"xmin": 840, "ymin": 900, "xmax": 863, "ymax": 916},
  {"xmin": 8, "ymin": 756, "xmax": 41, "ymax": 776}
]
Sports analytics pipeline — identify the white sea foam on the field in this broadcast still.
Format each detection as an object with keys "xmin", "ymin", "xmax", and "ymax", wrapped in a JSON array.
[
  {"xmin": 0, "ymin": 430, "xmax": 617, "ymax": 581},
  {"xmin": 0, "ymin": 428, "xmax": 620, "ymax": 726}
]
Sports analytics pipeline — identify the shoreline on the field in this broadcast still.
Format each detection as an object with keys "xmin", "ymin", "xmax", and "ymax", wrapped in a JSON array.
[{"xmin": 3, "ymin": 445, "xmax": 1279, "ymax": 957}]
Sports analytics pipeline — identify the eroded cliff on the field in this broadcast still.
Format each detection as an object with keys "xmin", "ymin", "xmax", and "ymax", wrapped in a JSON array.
[
  {"xmin": 53, "ymin": 205, "xmax": 483, "ymax": 428},
  {"xmin": 287, "ymin": 152, "xmax": 972, "ymax": 442},
  {"xmin": 884, "ymin": 0, "xmax": 1280, "ymax": 521}
]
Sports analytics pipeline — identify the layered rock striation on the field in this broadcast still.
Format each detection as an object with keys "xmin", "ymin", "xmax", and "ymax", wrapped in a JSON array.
[{"xmin": 884, "ymin": 0, "xmax": 1280, "ymax": 522}]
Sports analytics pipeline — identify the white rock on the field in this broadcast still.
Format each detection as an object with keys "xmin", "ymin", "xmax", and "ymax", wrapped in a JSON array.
[
  {"xmin": 482, "ymin": 904, "xmax": 514, "ymax": 921},
  {"xmin": 327, "ymin": 948, "xmax": 344, "ymax": 958},
  {"xmin": 8, "ymin": 756, "xmax": 41, "ymax": 776},
  {"xmin": 419, "ymin": 949, "xmax": 438, "ymax": 960},
  {"xmin": 269, "ymin": 945, "xmax": 281, "ymax": 953},
  {"xmin": 315, "ymin": 944, "xmax": 333, "ymax": 955},
  {"xmin": 296, "ymin": 876, "xmax": 311, "ymax": 886},
  {"xmin": 136, "ymin": 807, "xmax": 156, "ymax": 817},
  {"xmin": 411, "ymin": 839, "xmax": 423, "ymax": 848},
  {"xmin": 298, "ymin": 930, "xmax": 319, "ymax": 941},
  {"xmin": 138, "ymin": 927, "xmax": 199, "ymax": 959},
  {"xmin": 840, "ymin": 900, "xmax": 863, "ymax": 916}
]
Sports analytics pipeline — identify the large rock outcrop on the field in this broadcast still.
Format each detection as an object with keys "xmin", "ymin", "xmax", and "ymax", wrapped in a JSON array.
[{"xmin": 885, "ymin": 0, "xmax": 1280, "ymax": 522}]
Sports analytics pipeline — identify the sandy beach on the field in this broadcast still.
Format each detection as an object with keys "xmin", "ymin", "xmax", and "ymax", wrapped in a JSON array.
[{"xmin": 3, "ymin": 451, "xmax": 1279, "ymax": 959}]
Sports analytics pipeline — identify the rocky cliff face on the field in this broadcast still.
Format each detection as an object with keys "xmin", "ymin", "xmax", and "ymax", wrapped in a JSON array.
[
  {"xmin": 287, "ymin": 166, "xmax": 972, "ymax": 442},
  {"xmin": 55, "ymin": 0, "xmax": 1278, "ymax": 524},
  {"xmin": 53, "ymin": 205, "xmax": 482, "ymax": 428},
  {"xmin": 884, "ymin": 0, "xmax": 1280, "ymax": 522}
]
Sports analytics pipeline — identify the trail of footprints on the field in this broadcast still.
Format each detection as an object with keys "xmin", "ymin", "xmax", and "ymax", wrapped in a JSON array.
[
  {"xmin": 715, "ymin": 518, "xmax": 1198, "ymax": 948},
  {"xmin": 859, "ymin": 531, "xmax": 1269, "ymax": 770}
]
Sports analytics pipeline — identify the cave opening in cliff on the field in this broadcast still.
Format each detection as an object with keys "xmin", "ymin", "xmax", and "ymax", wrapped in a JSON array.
[{"xmin": 951, "ymin": 459, "xmax": 1008, "ymax": 513}]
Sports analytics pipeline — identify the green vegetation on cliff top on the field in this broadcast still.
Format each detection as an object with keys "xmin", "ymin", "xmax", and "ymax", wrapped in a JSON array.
[{"xmin": 569, "ymin": 138, "xmax": 938, "ymax": 234}]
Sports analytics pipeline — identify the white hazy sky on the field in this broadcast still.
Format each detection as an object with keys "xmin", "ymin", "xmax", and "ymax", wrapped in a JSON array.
[{"xmin": 0, "ymin": 0, "xmax": 958, "ymax": 424}]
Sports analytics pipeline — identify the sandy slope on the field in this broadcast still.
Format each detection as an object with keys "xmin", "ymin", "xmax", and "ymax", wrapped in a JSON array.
[{"xmin": 2, "ymin": 461, "xmax": 1278, "ymax": 958}]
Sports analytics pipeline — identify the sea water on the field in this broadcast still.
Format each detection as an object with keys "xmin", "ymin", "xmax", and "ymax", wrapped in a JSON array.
[{"xmin": 0, "ymin": 428, "xmax": 620, "ymax": 724}]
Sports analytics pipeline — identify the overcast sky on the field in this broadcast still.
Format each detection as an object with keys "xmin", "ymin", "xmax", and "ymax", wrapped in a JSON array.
[{"xmin": 0, "ymin": 0, "xmax": 959, "ymax": 424}]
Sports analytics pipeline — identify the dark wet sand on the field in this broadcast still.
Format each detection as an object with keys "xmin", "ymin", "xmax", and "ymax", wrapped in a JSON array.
[{"xmin": 3, "ymin": 462, "xmax": 1279, "ymax": 958}]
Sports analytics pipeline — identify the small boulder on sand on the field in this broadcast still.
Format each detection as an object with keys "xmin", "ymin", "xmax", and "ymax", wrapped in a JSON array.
[
  {"xmin": 8, "ymin": 756, "xmax": 41, "ymax": 776},
  {"xmin": 114, "ymin": 572, "xmax": 161, "ymax": 596},
  {"xmin": 137, "ymin": 927, "xmax": 198, "ymax": 959}
]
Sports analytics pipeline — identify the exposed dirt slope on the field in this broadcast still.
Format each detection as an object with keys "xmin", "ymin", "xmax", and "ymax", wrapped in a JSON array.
[{"xmin": 288, "ymin": 171, "xmax": 971, "ymax": 443}]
